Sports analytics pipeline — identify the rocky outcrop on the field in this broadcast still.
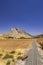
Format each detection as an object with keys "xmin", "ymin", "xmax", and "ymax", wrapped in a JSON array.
[
  {"xmin": 0, "ymin": 27, "xmax": 32, "ymax": 39},
  {"xmin": 7, "ymin": 27, "xmax": 32, "ymax": 39}
]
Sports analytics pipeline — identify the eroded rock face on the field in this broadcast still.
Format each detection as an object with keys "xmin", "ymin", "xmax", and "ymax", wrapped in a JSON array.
[
  {"xmin": 0, "ymin": 27, "xmax": 32, "ymax": 39},
  {"xmin": 8, "ymin": 27, "xmax": 32, "ymax": 39}
]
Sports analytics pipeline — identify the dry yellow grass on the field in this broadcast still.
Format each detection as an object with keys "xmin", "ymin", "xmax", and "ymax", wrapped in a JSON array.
[
  {"xmin": 0, "ymin": 38, "xmax": 43, "ymax": 50},
  {"xmin": 36, "ymin": 38, "xmax": 43, "ymax": 43},
  {"xmin": 0, "ymin": 38, "xmax": 43, "ymax": 65},
  {"xmin": 0, "ymin": 39, "xmax": 33, "ymax": 50}
]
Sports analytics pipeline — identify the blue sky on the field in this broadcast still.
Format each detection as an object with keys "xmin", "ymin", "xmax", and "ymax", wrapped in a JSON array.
[{"xmin": 0, "ymin": 0, "xmax": 43, "ymax": 35}]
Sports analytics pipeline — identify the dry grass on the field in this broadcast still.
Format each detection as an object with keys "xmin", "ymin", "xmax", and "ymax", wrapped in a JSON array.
[
  {"xmin": 0, "ymin": 38, "xmax": 43, "ymax": 50},
  {"xmin": 36, "ymin": 38, "xmax": 43, "ymax": 43},
  {"xmin": 0, "ymin": 39, "xmax": 33, "ymax": 50},
  {"xmin": 0, "ymin": 38, "xmax": 43, "ymax": 65}
]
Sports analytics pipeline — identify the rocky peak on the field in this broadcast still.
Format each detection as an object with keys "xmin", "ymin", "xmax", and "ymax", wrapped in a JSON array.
[
  {"xmin": 8, "ymin": 27, "xmax": 32, "ymax": 38},
  {"xmin": 2, "ymin": 27, "xmax": 32, "ymax": 39},
  {"xmin": 10, "ymin": 27, "xmax": 29, "ymax": 34}
]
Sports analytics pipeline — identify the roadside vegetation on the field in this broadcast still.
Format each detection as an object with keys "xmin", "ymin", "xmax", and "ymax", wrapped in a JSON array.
[
  {"xmin": 0, "ymin": 49, "xmax": 25, "ymax": 65},
  {"xmin": 39, "ymin": 42, "xmax": 43, "ymax": 50}
]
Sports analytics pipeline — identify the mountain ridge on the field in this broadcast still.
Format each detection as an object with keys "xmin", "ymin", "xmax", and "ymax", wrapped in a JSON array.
[
  {"xmin": 0, "ymin": 27, "xmax": 43, "ymax": 39},
  {"xmin": 0, "ymin": 27, "xmax": 32, "ymax": 39}
]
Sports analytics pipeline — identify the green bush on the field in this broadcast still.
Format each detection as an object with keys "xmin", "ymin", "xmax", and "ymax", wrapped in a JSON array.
[
  {"xmin": 6, "ymin": 60, "xmax": 11, "ymax": 65},
  {"xmin": 22, "ymin": 56, "xmax": 28, "ymax": 60},
  {"xmin": 10, "ymin": 51, "xmax": 15, "ymax": 54},
  {"xmin": 3, "ymin": 54, "xmax": 13, "ymax": 59},
  {"xmin": 12, "ymin": 59, "xmax": 15, "ymax": 62},
  {"xmin": 7, "ymin": 36, "xmax": 14, "ymax": 39},
  {"xmin": 5, "ymin": 36, "xmax": 14, "ymax": 39},
  {"xmin": 17, "ymin": 56, "xmax": 28, "ymax": 60},
  {"xmin": 0, "ymin": 54, "xmax": 3, "ymax": 57},
  {"xmin": 20, "ymin": 37, "xmax": 26, "ymax": 39},
  {"xmin": 17, "ymin": 56, "xmax": 23, "ymax": 60},
  {"xmin": 18, "ymin": 52, "xmax": 22, "ymax": 55}
]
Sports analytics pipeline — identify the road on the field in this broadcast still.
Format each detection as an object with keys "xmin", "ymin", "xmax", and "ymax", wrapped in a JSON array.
[{"xmin": 25, "ymin": 40, "xmax": 43, "ymax": 65}]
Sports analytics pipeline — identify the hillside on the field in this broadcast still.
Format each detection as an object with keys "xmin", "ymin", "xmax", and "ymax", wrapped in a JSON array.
[
  {"xmin": 0, "ymin": 27, "xmax": 32, "ymax": 39},
  {"xmin": 0, "ymin": 27, "xmax": 43, "ymax": 40},
  {"xmin": 34, "ymin": 34, "xmax": 43, "ymax": 38}
]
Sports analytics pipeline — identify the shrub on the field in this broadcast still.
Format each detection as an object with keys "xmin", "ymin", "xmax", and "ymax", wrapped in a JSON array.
[
  {"xmin": 22, "ymin": 56, "xmax": 28, "ymax": 60},
  {"xmin": 7, "ymin": 36, "xmax": 14, "ymax": 39},
  {"xmin": 18, "ymin": 52, "xmax": 22, "ymax": 55},
  {"xmin": 0, "ymin": 54, "xmax": 3, "ymax": 57},
  {"xmin": 17, "ymin": 56, "xmax": 28, "ymax": 60},
  {"xmin": 3, "ymin": 54, "xmax": 13, "ymax": 59},
  {"xmin": 20, "ymin": 37, "xmax": 26, "ymax": 39},
  {"xmin": 10, "ymin": 51, "xmax": 15, "ymax": 54},
  {"xmin": 17, "ymin": 56, "xmax": 23, "ymax": 60},
  {"xmin": 6, "ymin": 60, "xmax": 11, "ymax": 65},
  {"xmin": 39, "ymin": 42, "xmax": 43, "ymax": 50},
  {"xmin": 12, "ymin": 59, "xmax": 15, "ymax": 62}
]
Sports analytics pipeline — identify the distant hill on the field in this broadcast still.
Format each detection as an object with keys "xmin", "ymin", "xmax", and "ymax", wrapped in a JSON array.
[
  {"xmin": 0, "ymin": 27, "xmax": 32, "ymax": 39},
  {"xmin": 0, "ymin": 27, "xmax": 43, "ymax": 39},
  {"xmin": 34, "ymin": 34, "xmax": 43, "ymax": 38}
]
